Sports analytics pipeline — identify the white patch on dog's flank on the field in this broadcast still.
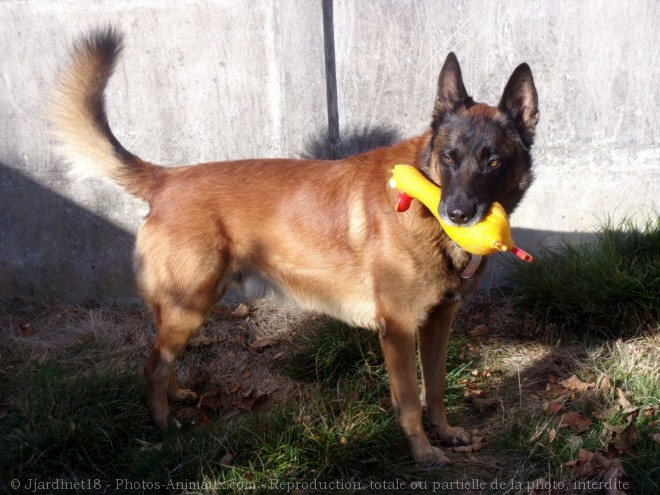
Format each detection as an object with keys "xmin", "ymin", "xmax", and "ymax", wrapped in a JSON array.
[
  {"xmin": 347, "ymin": 193, "xmax": 368, "ymax": 248},
  {"xmin": 289, "ymin": 292, "xmax": 378, "ymax": 331}
]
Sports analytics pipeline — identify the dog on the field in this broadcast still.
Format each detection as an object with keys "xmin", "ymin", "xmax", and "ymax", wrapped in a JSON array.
[{"xmin": 50, "ymin": 27, "xmax": 538, "ymax": 466}]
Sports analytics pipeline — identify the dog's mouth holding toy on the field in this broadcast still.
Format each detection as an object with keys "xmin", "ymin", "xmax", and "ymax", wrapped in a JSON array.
[{"xmin": 389, "ymin": 164, "xmax": 533, "ymax": 263}]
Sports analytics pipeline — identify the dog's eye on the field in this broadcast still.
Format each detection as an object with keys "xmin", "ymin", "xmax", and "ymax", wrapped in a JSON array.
[
  {"xmin": 442, "ymin": 153, "xmax": 454, "ymax": 165},
  {"xmin": 488, "ymin": 159, "xmax": 500, "ymax": 169}
]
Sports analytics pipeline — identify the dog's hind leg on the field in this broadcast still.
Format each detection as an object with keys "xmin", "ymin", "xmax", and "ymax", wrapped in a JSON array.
[
  {"xmin": 136, "ymin": 225, "xmax": 225, "ymax": 429},
  {"xmin": 419, "ymin": 303, "xmax": 471, "ymax": 447},
  {"xmin": 145, "ymin": 300, "xmax": 208, "ymax": 429}
]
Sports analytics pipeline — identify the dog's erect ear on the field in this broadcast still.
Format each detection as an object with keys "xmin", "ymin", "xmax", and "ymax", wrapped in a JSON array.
[
  {"xmin": 499, "ymin": 63, "xmax": 539, "ymax": 148},
  {"xmin": 431, "ymin": 53, "xmax": 469, "ymax": 130}
]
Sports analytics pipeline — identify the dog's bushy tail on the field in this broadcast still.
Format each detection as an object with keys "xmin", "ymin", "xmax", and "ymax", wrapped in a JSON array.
[{"xmin": 49, "ymin": 26, "xmax": 161, "ymax": 201}]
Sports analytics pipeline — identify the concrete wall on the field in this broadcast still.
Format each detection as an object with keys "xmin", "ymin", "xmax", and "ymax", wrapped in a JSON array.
[{"xmin": 1, "ymin": 0, "xmax": 658, "ymax": 300}]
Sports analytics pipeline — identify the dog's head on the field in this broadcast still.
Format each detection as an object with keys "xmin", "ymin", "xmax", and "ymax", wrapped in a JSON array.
[{"xmin": 422, "ymin": 53, "xmax": 539, "ymax": 226}]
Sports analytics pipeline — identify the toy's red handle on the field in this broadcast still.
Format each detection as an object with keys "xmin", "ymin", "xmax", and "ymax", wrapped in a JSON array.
[
  {"xmin": 395, "ymin": 192, "xmax": 413, "ymax": 212},
  {"xmin": 511, "ymin": 246, "xmax": 534, "ymax": 263}
]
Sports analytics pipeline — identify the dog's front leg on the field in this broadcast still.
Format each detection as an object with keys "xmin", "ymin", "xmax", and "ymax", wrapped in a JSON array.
[
  {"xmin": 378, "ymin": 317, "xmax": 449, "ymax": 467},
  {"xmin": 419, "ymin": 303, "xmax": 471, "ymax": 446}
]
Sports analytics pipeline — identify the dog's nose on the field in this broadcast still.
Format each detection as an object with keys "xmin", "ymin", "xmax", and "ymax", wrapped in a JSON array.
[{"xmin": 447, "ymin": 204, "xmax": 476, "ymax": 225}]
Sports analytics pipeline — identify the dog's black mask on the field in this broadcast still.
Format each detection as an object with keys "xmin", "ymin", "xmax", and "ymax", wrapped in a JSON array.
[{"xmin": 423, "ymin": 53, "xmax": 539, "ymax": 225}]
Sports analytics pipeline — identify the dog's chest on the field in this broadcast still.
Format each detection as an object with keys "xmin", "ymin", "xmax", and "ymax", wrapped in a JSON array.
[{"xmin": 424, "ymin": 240, "xmax": 485, "ymax": 306}]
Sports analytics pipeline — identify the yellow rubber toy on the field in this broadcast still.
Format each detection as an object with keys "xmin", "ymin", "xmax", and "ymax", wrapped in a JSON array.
[{"xmin": 389, "ymin": 164, "xmax": 533, "ymax": 261}]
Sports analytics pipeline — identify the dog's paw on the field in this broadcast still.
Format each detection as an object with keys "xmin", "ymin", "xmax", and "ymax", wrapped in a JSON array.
[
  {"xmin": 416, "ymin": 446, "xmax": 451, "ymax": 468},
  {"xmin": 168, "ymin": 388, "xmax": 199, "ymax": 404},
  {"xmin": 408, "ymin": 434, "xmax": 451, "ymax": 468},
  {"xmin": 431, "ymin": 425, "xmax": 471, "ymax": 447}
]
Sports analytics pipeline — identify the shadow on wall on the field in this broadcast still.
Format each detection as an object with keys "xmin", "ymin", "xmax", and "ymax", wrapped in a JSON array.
[{"xmin": 0, "ymin": 162, "xmax": 137, "ymax": 302}]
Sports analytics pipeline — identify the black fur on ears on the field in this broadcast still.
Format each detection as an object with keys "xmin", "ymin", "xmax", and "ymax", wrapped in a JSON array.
[
  {"xmin": 431, "ymin": 53, "xmax": 472, "ymax": 131},
  {"xmin": 498, "ymin": 63, "xmax": 539, "ymax": 148}
]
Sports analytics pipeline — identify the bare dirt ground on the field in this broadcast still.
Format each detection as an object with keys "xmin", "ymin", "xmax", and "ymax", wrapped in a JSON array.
[{"xmin": 1, "ymin": 296, "xmax": 324, "ymax": 418}]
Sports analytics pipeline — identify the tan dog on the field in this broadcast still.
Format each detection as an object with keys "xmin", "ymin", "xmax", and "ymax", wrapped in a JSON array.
[{"xmin": 50, "ymin": 27, "xmax": 538, "ymax": 466}]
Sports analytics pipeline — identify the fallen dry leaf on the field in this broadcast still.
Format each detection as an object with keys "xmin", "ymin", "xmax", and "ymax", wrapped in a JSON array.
[
  {"xmin": 379, "ymin": 396, "xmax": 393, "ymax": 410},
  {"xmin": 197, "ymin": 410, "xmax": 212, "ymax": 426},
  {"xmin": 607, "ymin": 423, "xmax": 637, "ymax": 453},
  {"xmin": 562, "ymin": 448, "xmax": 598, "ymax": 476},
  {"xmin": 198, "ymin": 388, "xmax": 225, "ymax": 420},
  {"xmin": 543, "ymin": 397, "xmax": 566, "ymax": 415},
  {"xmin": 137, "ymin": 439, "xmax": 163, "ymax": 452},
  {"xmin": 598, "ymin": 375, "xmax": 613, "ymax": 394},
  {"xmin": 603, "ymin": 422, "xmax": 626, "ymax": 434},
  {"xmin": 623, "ymin": 408, "xmax": 640, "ymax": 424},
  {"xmin": 248, "ymin": 336, "xmax": 278, "ymax": 353},
  {"xmin": 548, "ymin": 428, "xmax": 557, "ymax": 443},
  {"xmin": 186, "ymin": 336, "xmax": 225, "ymax": 349},
  {"xmin": 559, "ymin": 411, "xmax": 592, "ymax": 432},
  {"xmin": 603, "ymin": 466, "xmax": 628, "ymax": 495},
  {"xmin": 231, "ymin": 303, "xmax": 250, "ymax": 318},
  {"xmin": 219, "ymin": 452, "xmax": 235, "ymax": 467},
  {"xmin": 465, "ymin": 385, "xmax": 484, "ymax": 397},
  {"xmin": 593, "ymin": 405, "xmax": 621, "ymax": 421},
  {"xmin": 616, "ymin": 388, "xmax": 632, "ymax": 409},
  {"xmin": 560, "ymin": 375, "xmax": 595, "ymax": 393},
  {"xmin": 650, "ymin": 433, "xmax": 660, "ymax": 445},
  {"xmin": 227, "ymin": 383, "xmax": 242, "ymax": 395},
  {"xmin": 466, "ymin": 324, "xmax": 488, "ymax": 339},
  {"xmin": 236, "ymin": 334, "xmax": 250, "ymax": 351},
  {"xmin": 545, "ymin": 375, "xmax": 568, "ymax": 398},
  {"xmin": 450, "ymin": 436, "xmax": 486, "ymax": 453},
  {"xmin": 642, "ymin": 406, "xmax": 657, "ymax": 419},
  {"xmin": 471, "ymin": 397, "xmax": 499, "ymax": 415},
  {"xmin": 236, "ymin": 390, "xmax": 268, "ymax": 412},
  {"xmin": 19, "ymin": 322, "xmax": 35, "ymax": 337},
  {"xmin": 562, "ymin": 448, "xmax": 627, "ymax": 491}
]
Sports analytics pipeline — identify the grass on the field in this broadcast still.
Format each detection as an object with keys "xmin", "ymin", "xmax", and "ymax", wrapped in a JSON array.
[
  {"xmin": 508, "ymin": 217, "xmax": 660, "ymax": 338},
  {"xmin": 286, "ymin": 319, "xmax": 387, "ymax": 388},
  {"xmin": 3, "ymin": 314, "xmax": 655, "ymax": 495},
  {"xmin": 1, "ymin": 217, "xmax": 658, "ymax": 494},
  {"xmin": 486, "ymin": 335, "xmax": 660, "ymax": 494},
  {"xmin": 490, "ymin": 216, "xmax": 660, "ymax": 493},
  {"xmin": 0, "ymin": 319, "xmax": 426, "ymax": 494}
]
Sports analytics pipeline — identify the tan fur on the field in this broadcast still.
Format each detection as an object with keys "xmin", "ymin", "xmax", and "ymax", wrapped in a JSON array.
[{"xmin": 50, "ymin": 29, "xmax": 537, "ymax": 467}]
